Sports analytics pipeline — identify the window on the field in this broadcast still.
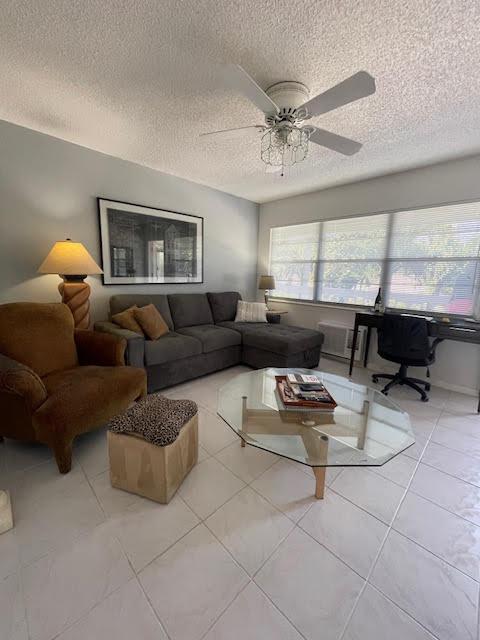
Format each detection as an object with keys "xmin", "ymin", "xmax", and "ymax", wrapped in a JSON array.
[{"xmin": 269, "ymin": 201, "xmax": 480, "ymax": 317}]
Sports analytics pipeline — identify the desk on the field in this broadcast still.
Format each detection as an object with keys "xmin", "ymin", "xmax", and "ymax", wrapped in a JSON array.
[{"xmin": 349, "ymin": 311, "xmax": 480, "ymax": 412}]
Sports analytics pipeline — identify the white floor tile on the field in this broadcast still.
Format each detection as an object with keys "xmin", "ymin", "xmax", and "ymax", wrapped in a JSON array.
[
  {"xmin": 393, "ymin": 399, "xmax": 442, "ymax": 423},
  {"xmin": 55, "ymin": 579, "xmax": 167, "ymax": 640},
  {"xmin": 299, "ymin": 489, "xmax": 388, "ymax": 578},
  {"xmin": 370, "ymin": 453, "xmax": 417, "ymax": 488},
  {"xmin": 331, "ymin": 468, "xmax": 405, "ymax": 524},
  {"xmin": 198, "ymin": 407, "xmax": 238, "ymax": 454},
  {"xmin": 0, "ymin": 529, "xmax": 21, "ymax": 580},
  {"xmin": 198, "ymin": 445, "xmax": 210, "ymax": 462},
  {"xmin": 73, "ymin": 427, "xmax": 109, "ymax": 478},
  {"xmin": 204, "ymin": 582, "xmax": 303, "ymax": 640},
  {"xmin": 90, "ymin": 470, "xmax": 146, "ymax": 517},
  {"xmin": 1, "ymin": 439, "xmax": 51, "ymax": 475},
  {"xmin": 408, "ymin": 415, "xmax": 437, "ymax": 439},
  {"xmin": 445, "ymin": 392, "xmax": 478, "ymax": 415},
  {"xmin": 206, "ymin": 487, "xmax": 293, "ymax": 576},
  {"xmin": 105, "ymin": 495, "xmax": 199, "ymax": 571},
  {"xmin": 282, "ymin": 458, "xmax": 343, "ymax": 486},
  {"xmin": 410, "ymin": 464, "xmax": 480, "ymax": 527},
  {"xmin": 431, "ymin": 425, "xmax": 480, "ymax": 459},
  {"xmin": 170, "ymin": 382, "xmax": 219, "ymax": 412},
  {"xmin": 370, "ymin": 530, "xmax": 478, "ymax": 640},
  {"xmin": 179, "ymin": 457, "xmax": 245, "ymax": 519},
  {"xmin": 22, "ymin": 524, "xmax": 133, "ymax": 640},
  {"xmin": 393, "ymin": 492, "xmax": 480, "ymax": 580},
  {"xmin": 422, "ymin": 441, "xmax": 480, "ymax": 487},
  {"xmin": 139, "ymin": 524, "xmax": 248, "ymax": 640},
  {"xmin": 402, "ymin": 434, "xmax": 429, "ymax": 461},
  {"xmin": 256, "ymin": 527, "xmax": 364, "ymax": 640},
  {"xmin": 437, "ymin": 411, "xmax": 480, "ymax": 440},
  {"xmin": 251, "ymin": 460, "xmax": 317, "ymax": 523},
  {"xmin": 0, "ymin": 573, "xmax": 28, "ymax": 640},
  {"xmin": 344, "ymin": 584, "xmax": 436, "ymax": 640},
  {"xmin": 215, "ymin": 440, "xmax": 278, "ymax": 483},
  {"xmin": 12, "ymin": 464, "xmax": 105, "ymax": 566}
]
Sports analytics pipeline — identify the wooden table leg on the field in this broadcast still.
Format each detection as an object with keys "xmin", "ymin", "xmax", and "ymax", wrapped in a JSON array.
[
  {"xmin": 312, "ymin": 467, "xmax": 326, "ymax": 499},
  {"xmin": 241, "ymin": 395, "xmax": 247, "ymax": 446}
]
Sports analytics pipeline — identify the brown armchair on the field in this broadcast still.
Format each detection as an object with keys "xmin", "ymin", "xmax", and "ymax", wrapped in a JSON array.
[{"xmin": 0, "ymin": 302, "xmax": 147, "ymax": 473}]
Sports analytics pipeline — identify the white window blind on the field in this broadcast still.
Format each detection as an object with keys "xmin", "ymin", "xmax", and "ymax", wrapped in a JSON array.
[
  {"xmin": 270, "ymin": 222, "xmax": 320, "ymax": 300},
  {"xmin": 319, "ymin": 214, "xmax": 389, "ymax": 306},
  {"xmin": 269, "ymin": 201, "xmax": 480, "ymax": 317},
  {"xmin": 386, "ymin": 203, "xmax": 480, "ymax": 315}
]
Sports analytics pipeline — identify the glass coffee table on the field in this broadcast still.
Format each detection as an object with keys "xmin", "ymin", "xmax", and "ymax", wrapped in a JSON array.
[{"xmin": 217, "ymin": 368, "xmax": 414, "ymax": 499}]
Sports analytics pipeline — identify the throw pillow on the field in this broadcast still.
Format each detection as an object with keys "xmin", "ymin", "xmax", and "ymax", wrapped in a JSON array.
[
  {"xmin": 134, "ymin": 304, "xmax": 169, "ymax": 340},
  {"xmin": 235, "ymin": 300, "xmax": 267, "ymax": 323},
  {"xmin": 112, "ymin": 306, "xmax": 144, "ymax": 335}
]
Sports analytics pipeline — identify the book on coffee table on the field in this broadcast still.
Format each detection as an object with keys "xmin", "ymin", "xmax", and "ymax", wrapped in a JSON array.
[{"xmin": 275, "ymin": 375, "xmax": 337, "ymax": 412}]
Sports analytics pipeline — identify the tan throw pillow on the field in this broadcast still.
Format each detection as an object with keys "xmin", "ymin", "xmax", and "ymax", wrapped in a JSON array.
[
  {"xmin": 111, "ymin": 306, "xmax": 144, "ymax": 335},
  {"xmin": 134, "ymin": 304, "xmax": 169, "ymax": 340}
]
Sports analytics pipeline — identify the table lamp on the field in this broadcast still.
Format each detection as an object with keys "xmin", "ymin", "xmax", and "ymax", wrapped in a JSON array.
[
  {"xmin": 38, "ymin": 239, "xmax": 103, "ymax": 329},
  {"xmin": 258, "ymin": 275, "xmax": 276, "ymax": 308}
]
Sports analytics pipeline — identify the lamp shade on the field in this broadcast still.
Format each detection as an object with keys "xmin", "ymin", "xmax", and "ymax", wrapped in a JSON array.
[
  {"xmin": 38, "ymin": 239, "xmax": 103, "ymax": 276},
  {"xmin": 258, "ymin": 275, "xmax": 275, "ymax": 290}
]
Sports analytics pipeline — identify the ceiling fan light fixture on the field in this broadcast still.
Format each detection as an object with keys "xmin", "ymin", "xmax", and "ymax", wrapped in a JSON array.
[{"xmin": 260, "ymin": 124, "xmax": 310, "ymax": 168}]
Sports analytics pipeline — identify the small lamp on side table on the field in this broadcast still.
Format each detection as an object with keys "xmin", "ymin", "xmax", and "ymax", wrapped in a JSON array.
[
  {"xmin": 258, "ymin": 275, "xmax": 276, "ymax": 309},
  {"xmin": 38, "ymin": 239, "xmax": 103, "ymax": 329}
]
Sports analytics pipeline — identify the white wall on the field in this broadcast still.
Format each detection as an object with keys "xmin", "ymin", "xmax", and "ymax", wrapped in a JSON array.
[
  {"xmin": 258, "ymin": 155, "xmax": 480, "ymax": 395},
  {"xmin": 0, "ymin": 121, "xmax": 259, "ymax": 322}
]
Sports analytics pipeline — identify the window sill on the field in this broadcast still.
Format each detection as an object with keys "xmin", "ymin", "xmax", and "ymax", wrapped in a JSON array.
[{"xmin": 268, "ymin": 298, "xmax": 478, "ymax": 322}]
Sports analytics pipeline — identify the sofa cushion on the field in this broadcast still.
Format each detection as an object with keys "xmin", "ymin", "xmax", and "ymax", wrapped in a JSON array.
[
  {"xmin": 177, "ymin": 324, "xmax": 241, "ymax": 353},
  {"xmin": 110, "ymin": 295, "xmax": 174, "ymax": 330},
  {"xmin": 207, "ymin": 292, "xmax": 241, "ymax": 323},
  {"xmin": 144, "ymin": 332, "xmax": 202, "ymax": 366},
  {"xmin": 168, "ymin": 294, "xmax": 213, "ymax": 329},
  {"xmin": 218, "ymin": 321, "xmax": 324, "ymax": 356}
]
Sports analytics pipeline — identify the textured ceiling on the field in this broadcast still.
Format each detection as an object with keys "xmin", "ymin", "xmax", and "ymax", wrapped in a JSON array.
[{"xmin": 1, "ymin": 0, "xmax": 480, "ymax": 203}]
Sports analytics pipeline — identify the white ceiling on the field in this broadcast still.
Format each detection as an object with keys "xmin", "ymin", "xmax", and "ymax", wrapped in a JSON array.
[{"xmin": 1, "ymin": 1, "xmax": 480, "ymax": 203}]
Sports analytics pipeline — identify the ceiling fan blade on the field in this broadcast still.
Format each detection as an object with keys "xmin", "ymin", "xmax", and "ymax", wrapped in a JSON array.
[
  {"xmin": 308, "ymin": 127, "xmax": 362, "ymax": 155},
  {"xmin": 301, "ymin": 71, "xmax": 375, "ymax": 118},
  {"xmin": 223, "ymin": 64, "xmax": 279, "ymax": 115},
  {"xmin": 200, "ymin": 125, "xmax": 265, "ymax": 140}
]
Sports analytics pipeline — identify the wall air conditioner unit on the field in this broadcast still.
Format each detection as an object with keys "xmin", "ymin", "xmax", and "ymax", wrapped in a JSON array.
[{"xmin": 318, "ymin": 322, "xmax": 366, "ymax": 362}]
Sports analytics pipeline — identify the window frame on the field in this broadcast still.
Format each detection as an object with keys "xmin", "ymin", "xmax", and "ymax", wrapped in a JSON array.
[{"xmin": 268, "ymin": 198, "xmax": 480, "ymax": 321}]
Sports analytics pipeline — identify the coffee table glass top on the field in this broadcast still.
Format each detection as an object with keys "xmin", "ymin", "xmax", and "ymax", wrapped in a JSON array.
[{"xmin": 217, "ymin": 368, "xmax": 414, "ymax": 468}]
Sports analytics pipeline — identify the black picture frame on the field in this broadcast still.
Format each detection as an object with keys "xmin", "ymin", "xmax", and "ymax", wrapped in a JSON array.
[{"xmin": 97, "ymin": 198, "xmax": 204, "ymax": 285}]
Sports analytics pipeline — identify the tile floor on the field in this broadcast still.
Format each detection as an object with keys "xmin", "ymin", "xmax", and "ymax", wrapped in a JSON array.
[{"xmin": 1, "ymin": 359, "xmax": 480, "ymax": 640}]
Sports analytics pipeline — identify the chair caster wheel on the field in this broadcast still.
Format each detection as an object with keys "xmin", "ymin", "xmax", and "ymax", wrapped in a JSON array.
[
  {"xmin": 372, "ymin": 376, "xmax": 378, "ymax": 383},
  {"xmin": 421, "ymin": 396, "xmax": 429, "ymax": 402},
  {"xmin": 425, "ymin": 384, "xmax": 431, "ymax": 391}
]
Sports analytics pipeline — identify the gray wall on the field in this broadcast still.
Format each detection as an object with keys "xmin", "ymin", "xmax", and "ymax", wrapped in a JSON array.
[
  {"xmin": 0, "ymin": 120, "xmax": 259, "ymax": 321},
  {"xmin": 258, "ymin": 154, "xmax": 480, "ymax": 395}
]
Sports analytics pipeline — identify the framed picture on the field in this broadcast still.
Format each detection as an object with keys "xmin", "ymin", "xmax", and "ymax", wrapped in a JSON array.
[{"xmin": 98, "ymin": 198, "xmax": 203, "ymax": 285}]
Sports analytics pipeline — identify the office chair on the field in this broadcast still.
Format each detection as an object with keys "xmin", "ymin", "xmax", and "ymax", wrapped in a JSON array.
[{"xmin": 371, "ymin": 313, "xmax": 442, "ymax": 402}]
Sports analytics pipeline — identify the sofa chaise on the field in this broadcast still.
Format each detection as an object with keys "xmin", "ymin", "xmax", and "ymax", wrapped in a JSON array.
[{"xmin": 94, "ymin": 292, "xmax": 324, "ymax": 392}]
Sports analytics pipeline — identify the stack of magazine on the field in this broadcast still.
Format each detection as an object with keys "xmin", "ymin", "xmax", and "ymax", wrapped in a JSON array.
[{"xmin": 275, "ymin": 373, "xmax": 337, "ymax": 412}]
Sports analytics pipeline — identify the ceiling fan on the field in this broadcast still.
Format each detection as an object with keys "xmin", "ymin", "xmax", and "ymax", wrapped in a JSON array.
[{"xmin": 201, "ymin": 65, "xmax": 376, "ymax": 175}]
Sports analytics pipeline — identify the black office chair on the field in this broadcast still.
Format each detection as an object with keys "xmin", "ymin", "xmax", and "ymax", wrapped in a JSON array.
[{"xmin": 372, "ymin": 314, "xmax": 442, "ymax": 402}]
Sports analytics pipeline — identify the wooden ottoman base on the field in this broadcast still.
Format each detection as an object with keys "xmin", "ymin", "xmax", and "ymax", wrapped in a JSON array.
[{"xmin": 108, "ymin": 413, "xmax": 198, "ymax": 504}]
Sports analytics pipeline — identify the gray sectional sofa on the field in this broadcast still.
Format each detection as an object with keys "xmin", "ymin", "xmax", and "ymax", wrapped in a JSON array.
[{"xmin": 94, "ymin": 292, "xmax": 324, "ymax": 392}]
